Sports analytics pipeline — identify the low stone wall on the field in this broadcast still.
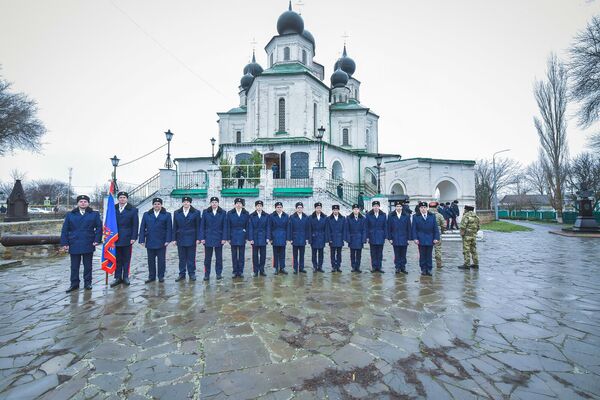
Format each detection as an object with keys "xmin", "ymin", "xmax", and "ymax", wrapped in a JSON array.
[
  {"xmin": 477, "ymin": 210, "xmax": 494, "ymax": 224},
  {"xmin": 0, "ymin": 219, "xmax": 65, "ymax": 259}
]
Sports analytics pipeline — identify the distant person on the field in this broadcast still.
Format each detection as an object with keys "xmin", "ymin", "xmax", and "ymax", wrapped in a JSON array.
[
  {"xmin": 357, "ymin": 191, "xmax": 365, "ymax": 211},
  {"xmin": 337, "ymin": 183, "xmax": 344, "ymax": 199},
  {"xmin": 451, "ymin": 200, "xmax": 460, "ymax": 230},
  {"xmin": 0, "ymin": 205, "xmax": 6, "ymax": 214},
  {"xmin": 411, "ymin": 201, "xmax": 440, "ymax": 277},
  {"xmin": 236, "ymin": 167, "xmax": 245, "ymax": 188},
  {"xmin": 271, "ymin": 162, "xmax": 279, "ymax": 179}
]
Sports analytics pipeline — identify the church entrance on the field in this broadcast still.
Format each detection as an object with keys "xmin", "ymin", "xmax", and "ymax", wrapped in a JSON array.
[{"xmin": 264, "ymin": 152, "xmax": 286, "ymax": 179}]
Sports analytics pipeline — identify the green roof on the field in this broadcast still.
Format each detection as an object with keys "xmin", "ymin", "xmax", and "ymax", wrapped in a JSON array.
[
  {"xmin": 171, "ymin": 189, "xmax": 208, "ymax": 197},
  {"xmin": 273, "ymin": 187, "xmax": 313, "ymax": 197},
  {"xmin": 388, "ymin": 157, "xmax": 476, "ymax": 166},
  {"xmin": 220, "ymin": 188, "xmax": 260, "ymax": 197},
  {"xmin": 262, "ymin": 62, "xmax": 312, "ymax": 75},
  {"xmin": 218, "ymin": 106, "xmax": 247, "ymax": 115},
  {"xmin": 330, "ymin": 99, "xmax": 379, "ymax": 117}
]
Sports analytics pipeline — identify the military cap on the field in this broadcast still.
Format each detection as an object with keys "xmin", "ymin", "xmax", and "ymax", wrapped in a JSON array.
[
  {"xmin": 464, "ymin": 205, "xmax": 475, "ymax": 211},
  {"xmin": 234, "ymin": 197, "xmax": 244, "ymax": 205},
  {"xmin": 76, "ymin": 195, "xmax": 90, "ymax": 202},
  {"xmin": 445, "ymin": 202, "xmax": 451, "ymax": 206},
  {"xmin": 295, "ymin": 202, "xmax": 304, "ymax": 208},
  {"xmin": 429, "ymin": 201, "xmax": 439, "ymax": 208},
  {"xmin": 274, "ymin": 201, "xmax": 283, "ymax": 207},
  {"xmin": 152, "ymin": 197, "xmax": 163, "ymax": 204},
  {"xmin": 332, "ymin": 204, "xmax": 340, "ymax": 210},
  {"xmin": 255, "ymin": 200, "xmax": 263, "ymax": 206},
  {"xmin": 352, "ymin": 204, "xmax": 360, "ymax": 209},
  {"xmin": 453, "ymin": 200, "xmax": 459, "ymax": 204},
  {"xmin": 372, "ymin": 200, "xmax": 380, "ymax": 206},
  {"xmin": 210, "ymin": 196, "xmax": 219, "ymax": 203},
  {"xmin": 314, "ymin": 202, "xmax": 322, "ymax": 208},
  {"xmin": 418, "ymin": 201, "xmax": 428, "ymax": 207},
  {"xmin": 182, "ymin": 196, "xmax": 192, "ymax": 203},
  {"xmin": 117, "ymin": 191, "xmax": 129, "ymax": 198}
]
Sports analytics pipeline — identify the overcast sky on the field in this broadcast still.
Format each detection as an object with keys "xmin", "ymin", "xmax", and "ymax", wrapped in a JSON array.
[{"xmin": 1, "ymin": 0, "xmax": 599, "ymax": 193}]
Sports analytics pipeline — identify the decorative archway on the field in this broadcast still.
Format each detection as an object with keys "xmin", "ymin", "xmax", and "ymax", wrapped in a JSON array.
[
  {"xmin": 332, "ymin": 160, "xmax": 344, "ymax": 180},
  {"xmin": 434, "ymin": 179, "xmax": 459, "ymax": 203},
  {"xmin": 389, "ymin": 180, "xmax": 406, "ymax": 196}
]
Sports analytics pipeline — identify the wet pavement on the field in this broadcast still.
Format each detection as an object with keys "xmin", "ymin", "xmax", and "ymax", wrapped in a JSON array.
[{"xmin": 0, "ymin": 221, "xmax": 599, "ymax": 399}]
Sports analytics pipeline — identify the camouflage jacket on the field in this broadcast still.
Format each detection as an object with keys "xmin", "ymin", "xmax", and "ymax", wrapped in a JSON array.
[
  {"xmin": 429, "ymin": 209, "xmax": 446, "ymax": 234},
  {"xmin": 460, "ymin": 211, "xmax": 480, "ymax": 237}
]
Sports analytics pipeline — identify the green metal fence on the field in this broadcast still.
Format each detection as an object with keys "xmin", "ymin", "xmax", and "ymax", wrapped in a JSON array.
[{"xmin": 498, "ymin": 209, "xmax": 600, "ymax": 224}]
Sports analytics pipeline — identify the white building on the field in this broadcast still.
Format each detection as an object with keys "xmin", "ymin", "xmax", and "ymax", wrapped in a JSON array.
[{"xmin": 132, "ymin": 3, "xmax": 475, "ymax": 213}]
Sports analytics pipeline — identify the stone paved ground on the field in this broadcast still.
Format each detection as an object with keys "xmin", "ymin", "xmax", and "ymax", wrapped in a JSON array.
[{"xmin": 0, "ymin": 221, "xmax": 599, "ymax": 399}]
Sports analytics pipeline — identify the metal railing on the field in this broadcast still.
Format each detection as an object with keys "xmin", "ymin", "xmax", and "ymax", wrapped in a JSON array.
[
  {"xmin": 326, "ymin": 171, "xmax": 362, "ymax": 207},
  {"xmin": 129, "ymin": 173, "xmax": 159, "ymax": 206},
  {"xmin": 273, "ymin": 169, "xmax": 313, "ymax": 188},
  {"xmin": 220, "ymin": 164, "xmax": 263, "ymax": 189},
  {"xmin": 177, "ymin": 171, "xmax": 208, "ymax": 189}
]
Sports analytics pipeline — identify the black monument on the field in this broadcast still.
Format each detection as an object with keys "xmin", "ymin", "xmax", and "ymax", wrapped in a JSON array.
[
  {"xmin": 4, "ymin": 180, "xmax": 30, "ymax": 222},
  {"xmin": 572, "ymin": 188, "xmax": 600, "ymax": 233}
]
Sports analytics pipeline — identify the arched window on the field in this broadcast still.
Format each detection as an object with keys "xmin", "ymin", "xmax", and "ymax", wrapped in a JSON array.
[
  {"xmin": 284, "ymin": 47, "xmax": 290, "ymax": 61},
  {"xmin": 302, "ymin": 50, "xmax": 307, "ymax": 64},
  {"xmin": 235, "ymin": 153, "xmax": 251, "ymax": 164},
  {"xmin": 342, "ymin": 128, "xmax": 349, "ymax": 146},
  {"xmin": 236, "ymin": 131, "xmax": 241, "ymax": 144},
  {"xmin": 270, "ymin": 52, "xmax": 274, "ymax": 67},
  {"xmin": 278, "ymin": 98, "xmax": 286, "ymax": 132},
  {"xmin": 313, "ymin": 103, "xmax": 317, "ymax": 136},
  {"xmin": 290, "ymin": 152, "xmax": 309, "ymax": 178}
]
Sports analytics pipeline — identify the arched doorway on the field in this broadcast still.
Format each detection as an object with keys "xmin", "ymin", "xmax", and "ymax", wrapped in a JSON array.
[
  {"xmin": 332, "ymin": 160, "xmax": 343, "ymax": 180},
  {"xmin": 390, "ymin": 181, "xmax": 405, "ymax": 195},
  {"xmin": 434, "ymin": 180, "xmax": 458, "ymax": 203}
]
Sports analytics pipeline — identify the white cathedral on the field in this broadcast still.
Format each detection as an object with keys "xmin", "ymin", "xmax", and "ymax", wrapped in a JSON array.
[{"xmin": 149, "ymin": 3, "xmax": 475, "ymax": 212}]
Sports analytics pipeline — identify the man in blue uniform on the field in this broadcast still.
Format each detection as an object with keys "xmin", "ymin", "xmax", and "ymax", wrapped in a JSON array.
[
  {"xmin": 288, "ymin": 202, "xmax": 309, "ymax": 274},
  {"xmin": 366, "ymin": 200, "xmax": 387, "ymax": 273},
  {"xmin": 138, "ymin": 198, "xmax": 172, "ymax": 283},
  {"xmin": 327, "ymin": 204, "xmax": 345, "ymax": 272},
  {"xmin": 451, "ymin": 200, "xmax": 460, "ymax": 230},
  {"xmin": 61, "ymin": 195, "xmax": 103, "ymax": 292},
  {"xmin": 200, "ymin": 196, "xmax": 227, "ymax": 281},
  {"xmin": 411, "ymin": 201, "xmax": 441, "ymax": 276},
  {"xmin": 172, "ymin": 196, "xmax": 201, "ymax": 282},
  {"xmin": 387, "ymin": 200, "xmax": 411, "ymax": 274},
  {"xmin": 308, "ymin": 202, "xmax": 327, "ymax": 273},
  {"xmin": 248, "ymin": 200, "xmax": 269, "ymax": 277},
  {"xmin": 110, "ymin": 191, "xmax": 139, "ymax": 288},
  {"xmin": 226, "ymin": 198, "xmax": 250, "ymax": 279},
  {"xmin": 444, "ymin": 202, "xmax": 453, "ymax": 230},
  {"xmin": 345, "ymin": 204, "xmax": 366, "ymax": 273},
  {"xmin": 268, "ymin": 201, "xmax": 289, "ymax": 274}
]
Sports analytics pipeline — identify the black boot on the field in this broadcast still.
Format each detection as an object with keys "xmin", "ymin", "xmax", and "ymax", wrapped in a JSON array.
[
  {"xmin": 65, "ymin": 285, "xmax": 79, "ymax": 293},
  {"xmin": 110, "ymin": 279, "xmax": 122, "ymax": 288}
]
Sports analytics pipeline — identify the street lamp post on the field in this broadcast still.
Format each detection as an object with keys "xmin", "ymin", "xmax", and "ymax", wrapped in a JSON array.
[
  {"xmin": 164, "ymin": 129, "xmax": 174, "ymax": 169},
  {"xmin": 110, "ymin": 155, "xmax": 120, "ymax": 192},
  {"xmin": 316, "ymin": 125, "xmax": 325, "ymax": 167},
  {"xmin": 210, "ymin": 137, "xmax": 216, "ymax": 164},
  {"xmin": 492, "ymin": 148, "xmax": 511, "ymax": 221},
  {"xmin": 375, "ymin": 154, "xmax": 383, "ymax": 195}
]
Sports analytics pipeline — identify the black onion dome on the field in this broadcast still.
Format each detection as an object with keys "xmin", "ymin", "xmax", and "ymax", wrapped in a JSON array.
[
  {"xmin": 243, "ymin": 52, "xmax": 263, "ymax": 77},
  {"xmin": 302, "ymin": 29, "xmax": 315, "ymax": 50},
  {"xmin": 334, "ymin": 45, "xmax": 356, "ymax": 77},
  {"xmin": 240, "ymin": 72, "xmax": 254, "ymax": 91},
  {"xmin": 330, "ymin": 68, "xmax": 349, "ymax": 88},
  {"xmin": 277, "ymin": 1, "xmax": 304, "ymax": 35}
]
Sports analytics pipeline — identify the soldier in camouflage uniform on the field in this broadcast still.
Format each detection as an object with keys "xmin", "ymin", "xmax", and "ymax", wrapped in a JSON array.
[
  {"xmin": 459, "ymin": 205, "xmax": 480, "ymax": 269},
  {"xmin": 428, "ymin": 201, "xmax": 446, "ymax": 267}
]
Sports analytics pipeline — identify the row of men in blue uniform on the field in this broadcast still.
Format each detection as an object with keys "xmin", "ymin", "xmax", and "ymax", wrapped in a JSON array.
[
  {"xmin": 438, "ymin": 201, "xmax": 460, "ymax": 230},
  {"xmin": 60, "ymin": 192, "xmax": 442, "ymax": 293}
]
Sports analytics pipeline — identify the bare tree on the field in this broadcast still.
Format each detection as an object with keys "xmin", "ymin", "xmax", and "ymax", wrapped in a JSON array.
[
  {"xmin": 525, "ymin": 158, "xmax": 548, "ymax": 195},
  {"xmin": 568, "ymin": 152, "xmax": 600, "ymax": 199},
  {"xmin": 534, "ymin": 54, "xmax": 569, "ymax": 222},
  {"xmin": 25, "ymin": 179, "xmax": 70, "ymax": 205},
  {"xmin": 0, "ymin": 73, "xmax": 47, "ymax": 156},
  {"xmin": 475, "ymin": 158, "xmax": 520, "ymax": 209},
  {"xmin": 9, "ymin": 169, "xmax": 27, "ymax": 181},
  {"xmin": 569, "ymin": 15, "xmax": 600, "ymax": 150}
]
